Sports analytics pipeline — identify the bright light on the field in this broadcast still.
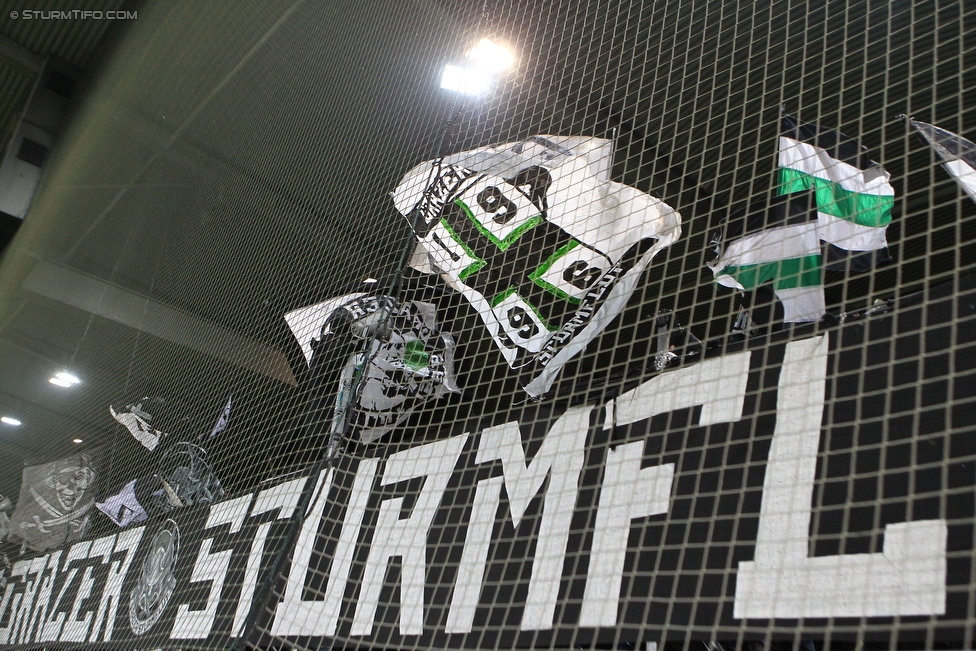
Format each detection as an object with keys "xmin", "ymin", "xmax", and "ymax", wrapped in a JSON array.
[
  {"xmin": 363, "ymin": 277, "xmax": 378, "ymax": 284},
  {"xmin": 440, "ymin": 64, "xmax": 492, "ymax": 96},
  {"xmin": 50, "ymin": 371, "xmax": 81, "ymax": 387},
  {"xmin": 72, "ymin": 438, "xmax": 83, "ymax": 444},
  {"xmin": 466, "ymin": 38, "xmax": 515, "ymax": 73},
  {"xmin": 1, "ymin": 417, "xmax": 21, "ymax": 426}
]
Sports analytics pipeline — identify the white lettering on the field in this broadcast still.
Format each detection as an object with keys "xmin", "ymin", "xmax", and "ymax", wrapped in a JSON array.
[
  {"xmin": 231, "ymin": 478, "xmax": 305, "ymax": 636},
  {"xmin": 444, "ymin": 476, "xmax": 502, "ymax": 633},
  {"xmin": 60, "ymin": 537, "xmax": 111, "ymax": 642},
  {"xmin": 172, "ymin": 495, "xmax": 252, "ymax": 639},
  {"xmin": 271, "ymin": 460, "xmax": 377, "ymax": 636},
  {"xmin": 0, "ymin": 561, "xmax": 27, "ymax": 644},
  {"xmin": 579, "ymin": 442, "xmax": 673, "ymax": 626},
  {"xmin": 735, "ymin": 336, "xmax": 947, "ymax": 618},
  {"xmin": 12, "ymin": 555, "xmax": 48, "ymax": 642},
  {"xmin": 25, "ymin": 550, "xmax": 61, "ymax": 642},
  {"xmin": 448, "ymin": 407, "xmax": 590, "ymax": 632},
  {"xmin": 88, "ymin": 529, "xmax": 143, "ymax": 641},
  {"xmin": 351, "ymin": 434, "xmax": 468, "ymax": 636},
  {"xmin": 39, "ymin": 542, "xmax": 91, "ymax": 641},
  {"xmin": 604, "ymin": 352, "xmax": 752, "ymax": 430}
]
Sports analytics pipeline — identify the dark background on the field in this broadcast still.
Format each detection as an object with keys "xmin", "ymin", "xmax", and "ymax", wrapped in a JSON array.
[{"xmin": 0, "ymin": 0, "xmax": 973, "ymax": 648}]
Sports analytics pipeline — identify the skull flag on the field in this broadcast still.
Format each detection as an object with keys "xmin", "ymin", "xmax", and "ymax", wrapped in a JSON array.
[
  {"xmin": 391, "ymin": 135, "xmax": 682, "ymax": 397},
  {"xmin": 8, "ymin": 452, "xmax": 101, "ymax": 551},
  {"xmin": 285, "ymin": 294, "xmax": 460, "ymax": 444}
]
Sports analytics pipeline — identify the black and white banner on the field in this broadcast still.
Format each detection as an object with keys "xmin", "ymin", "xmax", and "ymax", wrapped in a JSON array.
[
  {"xmin": 392, "ymin": 135, "xmax": 682, "ymax": 397},
  {"xmin": 7, "ymin": 452, "xmax": 105, "ymax": 553},
  {"xmin": 1, "ymin": 276, "xmax": 973, "ymax": 648},
  {"xmin": 285, "ymin": 294, "xmax": 460, "ymax": 443}
]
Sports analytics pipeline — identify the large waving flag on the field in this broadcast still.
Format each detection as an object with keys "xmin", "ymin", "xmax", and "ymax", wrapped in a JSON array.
[
  {"xmin": 908, "ymin": 118, "xmax": 976, "ymax": 203},
  {"xmin": 392, "ymin": 135, "xmax": 681, "ymax": 397},
  {"xmin": 8, "ymin": 452, "xmax": 102, "ymax": 551},
  {"xmin": 711, "ymin": 115, "xmax": 895, "ymax": 323}
]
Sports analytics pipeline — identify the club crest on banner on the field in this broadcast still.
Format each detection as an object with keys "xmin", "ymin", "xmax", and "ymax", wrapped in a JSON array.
[
  {"xmin": 285, "ymin": 294, "xmax": 460, "ymax": 443},
  {"xmin": 129, "ymin": 519, "xmax": 180, "ymax": 636}
]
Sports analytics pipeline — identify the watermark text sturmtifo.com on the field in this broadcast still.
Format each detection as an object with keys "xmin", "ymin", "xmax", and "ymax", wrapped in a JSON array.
[{"xmin": 9, "ymin": 10, "xmax": 137, "ymax": 20}]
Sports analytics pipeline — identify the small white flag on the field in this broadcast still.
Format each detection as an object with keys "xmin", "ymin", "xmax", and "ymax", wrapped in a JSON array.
[
  {"xmin": 206, "ymin": 394, "xmax": 232, "ymax": 440},
  {"xmin": 909, "ymin": 118, "xmax": 976, "ymax": 204},
  {"xmin": 110, "ymin": 405, "xmax": 166, "ymax": 451},
  {"xmin": 95, "ymin": 479, "xmax": 148, "ymax": 527}
]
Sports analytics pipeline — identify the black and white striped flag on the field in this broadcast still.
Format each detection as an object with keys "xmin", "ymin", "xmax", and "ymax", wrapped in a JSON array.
[{"xmin": 909, "ymin": 118, "xmax": 976, "ymax": 204}]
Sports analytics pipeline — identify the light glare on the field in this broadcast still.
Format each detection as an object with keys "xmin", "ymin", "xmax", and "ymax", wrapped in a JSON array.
[
  {"xmin": 50, "ymin": 371, "xmax": 81, "ymax": 387},
  {"xmin": 467, "ymin": 38, "xmax": 515, "ymax": 73},
  {"xmin": 440, "ymin": 64, "xmax": 491, "ymax": 96},
  {"xmin": 1, "ymin": 417, "xmax": 21, "ymax": 426},
  {"xmin": 72, "ymin": 438, "xmax": 83, "ymax": 444}
]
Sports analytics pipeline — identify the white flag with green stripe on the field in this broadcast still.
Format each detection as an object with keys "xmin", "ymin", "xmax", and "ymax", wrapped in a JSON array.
[
  {"xmin": 710, "ymin": 115, "xmax": 894, "ymax": 324},
  {"xmin": 779, "ymin": 113, "xmax": 894, "ymax": 271},
  {"xmin": 709, "ymin": 205, "xmax": 826, "ymax": 323}
]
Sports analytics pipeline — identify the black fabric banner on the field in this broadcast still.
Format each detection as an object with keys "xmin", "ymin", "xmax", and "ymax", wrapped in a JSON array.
[{"xmin": 0, "ymin": 275, "xmax": 973, "ymax": 649}]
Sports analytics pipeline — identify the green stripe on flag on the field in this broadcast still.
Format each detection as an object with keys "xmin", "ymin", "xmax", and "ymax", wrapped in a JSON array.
[
  {"xmin": 718, "ymin": 254, "xmax": 823, "ymax": 290},
  {"xmin": 455, "ymin": 199, "xmax": 543, "ymax": 251},
  {"xmin": 778, "ymin": 168, "xmax": 893, "ymax": 228}
]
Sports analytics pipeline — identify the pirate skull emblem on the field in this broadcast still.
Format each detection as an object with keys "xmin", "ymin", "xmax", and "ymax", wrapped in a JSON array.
[{"xmin": 44, "ymin": 455, "xmax": 94, "ymax": 512}]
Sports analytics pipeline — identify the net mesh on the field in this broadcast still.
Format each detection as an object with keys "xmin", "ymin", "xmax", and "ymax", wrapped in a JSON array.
[{"xmin": 0, "ymin": 0, "xmax": 974, "ymax": 650}]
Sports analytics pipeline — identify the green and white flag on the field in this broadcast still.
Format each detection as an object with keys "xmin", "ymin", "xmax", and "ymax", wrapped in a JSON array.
[
  {"xmin": 709, "ymin": 194, "xmax": 825, "ymax": 322},
  {"xmin": 710, "ymin": 115, "xmax": 894, "ymax": 323},
  {"xmin": 779, "ymin": 113, "xmax": 894, "ymax": 271}
]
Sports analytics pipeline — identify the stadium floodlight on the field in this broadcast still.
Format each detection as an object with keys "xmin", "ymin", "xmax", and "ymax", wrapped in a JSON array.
[
  {"xmin": 466, "ymin": 38, "xmax": 515, "ymax": 73},
  {"xmin": 50, "ymin": 371, "xmax": 81, "ymax": 387},
  {"xmin": 440, "ymin": 39, "xmax": 515, "ymax": 96},
  {"xmin": 440, "ymin": 64, "xmax": 492, "ymax": 96}
]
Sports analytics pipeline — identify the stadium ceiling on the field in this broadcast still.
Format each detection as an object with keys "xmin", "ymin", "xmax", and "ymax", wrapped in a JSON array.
[
  {"xmin": 0, "ymin": 0, "xmax": 474, "ymax": 486},
  {"xmin": 0, "ymin": 0, "xmax": 953, "ymax": 496}
]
